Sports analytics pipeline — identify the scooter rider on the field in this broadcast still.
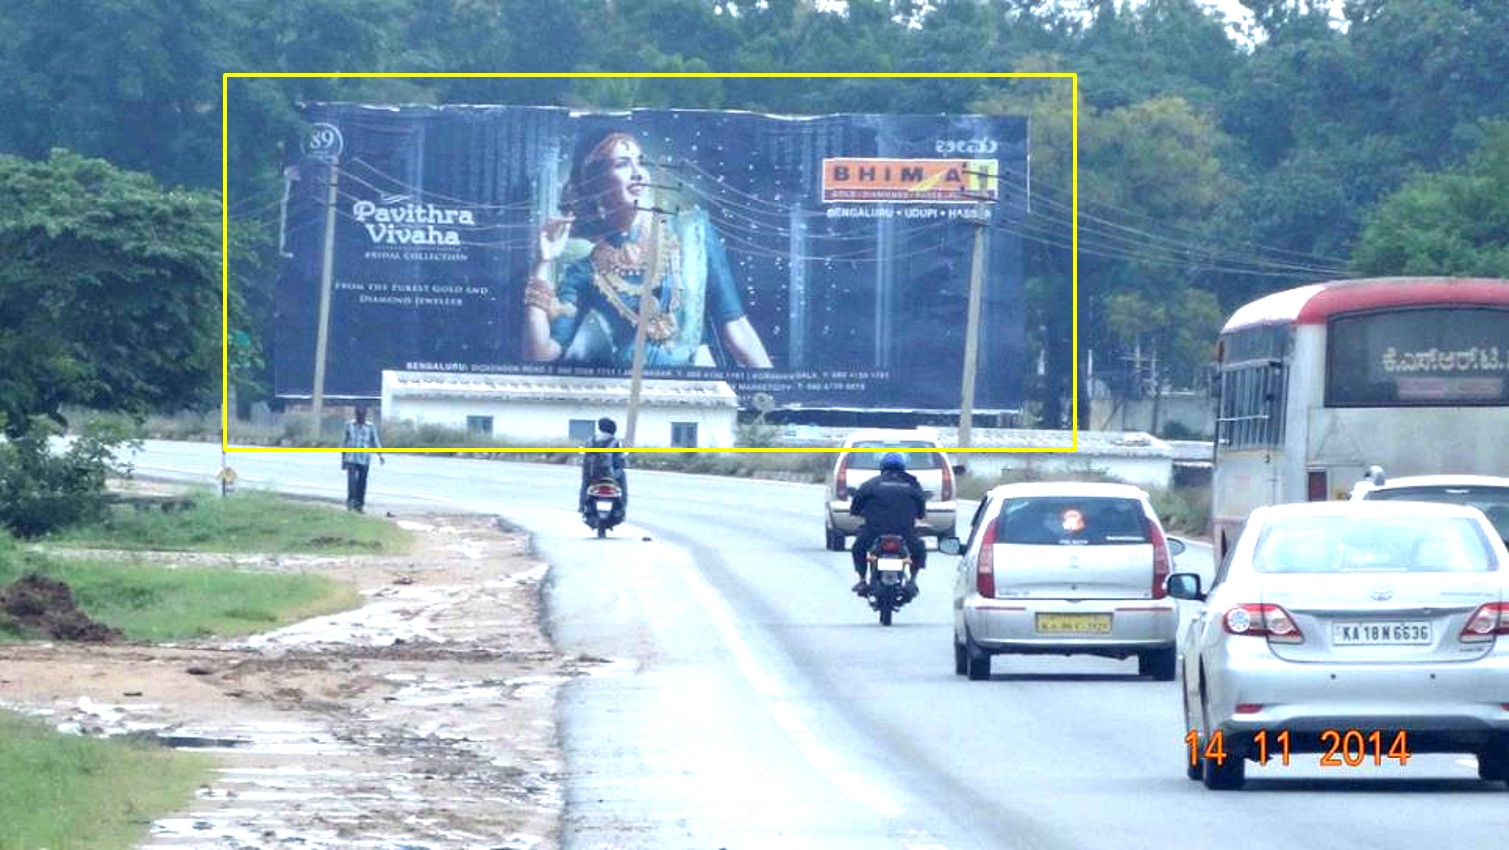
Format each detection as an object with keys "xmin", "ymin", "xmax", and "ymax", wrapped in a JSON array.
[
  {"xmin": 580, "ymin": 417, "xmax": 627, "ymax": 514},
  {"xmin": 849, "ymin": 451, "xmax": 928, "ymax": 598}
]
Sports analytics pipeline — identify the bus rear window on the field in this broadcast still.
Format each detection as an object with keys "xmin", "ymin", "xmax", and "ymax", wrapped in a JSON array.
[{"xmin": 1327, "ymin": 306, "xmax": 1509, "ymax": 407}]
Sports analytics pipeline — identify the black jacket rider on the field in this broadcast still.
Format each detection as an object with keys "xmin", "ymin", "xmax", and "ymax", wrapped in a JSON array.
[
  {"xmin": 580, "ymin": 420, "xmax": 627, "ymax": 512},
  {"xmin": 849, "ymin": 465, "xmax": 928, "ymax": 578}
]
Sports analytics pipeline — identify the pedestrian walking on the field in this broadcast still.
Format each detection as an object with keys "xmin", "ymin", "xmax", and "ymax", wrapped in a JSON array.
[{"xmin": 341, "ymin": 405, "xmax": 384, "ymax": 512}]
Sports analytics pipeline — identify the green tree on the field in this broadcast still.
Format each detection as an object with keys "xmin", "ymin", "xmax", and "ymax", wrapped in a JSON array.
[
  {"xmin": 975, "ymin": 73, "xmax": 1236, "ymax": 427},
  {"xmin": 1353, "ymin": 122, "xmax": 1509, "ymax": 277},
  {"xmin": 0, "ymin": 150, "xmax": 221, "ymax": 438},
  {"xmin": 0, "ymin": 0, "xmax": 240, "ymax": 188}
]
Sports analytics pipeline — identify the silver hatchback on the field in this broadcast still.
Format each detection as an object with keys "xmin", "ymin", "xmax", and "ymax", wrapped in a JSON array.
[
  {"xmin": 1172, "ymin": 500, "xmax": 1509, "ymax": 790},
  {"xmin": 949, "ymin": 482, "xmax": 1185, "ymax": 682}
]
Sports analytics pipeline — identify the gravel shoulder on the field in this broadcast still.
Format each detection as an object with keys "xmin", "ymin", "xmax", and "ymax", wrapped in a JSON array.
[{"xmin": 0, "ymin": 511, "xmax": 583, "ymax": 850}]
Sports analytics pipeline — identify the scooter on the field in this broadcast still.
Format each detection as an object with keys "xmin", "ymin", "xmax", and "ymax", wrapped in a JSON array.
[
  {"xmin": 864, "ymin": 534, "xmax": 915, "ymax": 626},
  {"xmin": 582, "ymin": 478, "xmax": 625, "ymax": 538}
]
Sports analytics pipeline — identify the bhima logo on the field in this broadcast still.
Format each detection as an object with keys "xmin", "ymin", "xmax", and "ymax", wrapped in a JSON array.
[
  {"xmin": 351, "ymin": 194, "xmax": 475, "ymax": 247},
  {"xmin": 822, "ymin": 158, "xmax": 998, "ymax": 204}
]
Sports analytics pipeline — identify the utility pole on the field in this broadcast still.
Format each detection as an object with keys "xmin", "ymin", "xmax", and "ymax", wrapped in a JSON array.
[
  {"xmin": 309, "ymin": 159, "xmax": 340, "ymax": 441},
  {"xmin": 958, "ymin": 200, "xmax": 988, "ymax": 449},
  {"xmin": 624, "ymin": 215, "xmax": 661, "ymax": 447}
]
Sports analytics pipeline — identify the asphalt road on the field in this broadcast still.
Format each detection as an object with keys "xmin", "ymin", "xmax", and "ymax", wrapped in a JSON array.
[{"xmin": 133, "ymin": 442, "xmax": 1509, "ymax": 849}]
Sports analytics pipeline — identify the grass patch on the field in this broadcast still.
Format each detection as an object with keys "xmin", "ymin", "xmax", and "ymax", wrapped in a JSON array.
[
  {"xmin": 0, "ymin": 710, "xmax": 211, "ymax": 850},
  {"xmin": 51, "ymin": 488, "xmax": 411, "ymax": 555},
  {"xmin": 0, "ymin": 537, "xmax": 362, "ymax": 643}
]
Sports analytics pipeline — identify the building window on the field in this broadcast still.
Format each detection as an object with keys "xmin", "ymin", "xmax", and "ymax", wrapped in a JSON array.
[
  {"xmin": 671, "ymin": 421, "xmax": 698, "ymax": 448},
  {"xmin": 569, "ymin": 419, "xmax": 596, "ymax": 444},
  {"xmin": 466, "ymin": 415, "xmax": 493, "ymax": 436}
]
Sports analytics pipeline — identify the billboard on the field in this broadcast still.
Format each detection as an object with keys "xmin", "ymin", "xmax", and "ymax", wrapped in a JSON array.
[{"xmin": 273, "ymin": 105, "xmax": 1028, "ymax": 410}]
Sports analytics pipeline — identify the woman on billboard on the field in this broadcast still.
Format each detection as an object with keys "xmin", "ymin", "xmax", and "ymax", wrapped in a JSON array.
[{"xmin": 521, "ymin": 128, "xmax": 773, "ymax": 369}]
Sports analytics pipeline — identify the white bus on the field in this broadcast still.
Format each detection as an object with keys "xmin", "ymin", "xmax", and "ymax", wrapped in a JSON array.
[{"xmin": 1211, "ymin": 277, "xmax": 1509, "ymax": 563}]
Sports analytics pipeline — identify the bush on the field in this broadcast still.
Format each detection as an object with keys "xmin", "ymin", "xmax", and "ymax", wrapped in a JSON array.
[
  {"xmin": 1149, "ymin": 484, "xmax": 1210, "ymax": 537},
  {"xmin": 0, "ymin": 419, "xmax": 138, "ymax": 538}
]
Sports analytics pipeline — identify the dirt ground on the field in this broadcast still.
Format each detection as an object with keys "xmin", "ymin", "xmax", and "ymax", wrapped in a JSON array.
[{"xmin": 0, "ymin": 509, "xmax": 586, "ymax": 850}]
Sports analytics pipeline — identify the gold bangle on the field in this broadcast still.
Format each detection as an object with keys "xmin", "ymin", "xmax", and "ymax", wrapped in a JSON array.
[{"xmin": 524, "ymin": 277, "xmax": 575, "ymax": 320}]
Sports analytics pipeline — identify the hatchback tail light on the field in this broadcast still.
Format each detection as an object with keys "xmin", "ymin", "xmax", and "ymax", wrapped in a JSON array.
[
  {"xmin": 939, "ymin": 455, "xmax": 954, "ymax": 501},
  {"xmin": 835, "ymin": 453, "xmax": 851, "ymax": 499},
  {"xmin": 1460, "ymin": 603, "xmax": 1509, "ymax": 642},
  {"xmin": 976, "ymin": 518, "xmax": 998, "ymax": 597},
  {"xmin": 1147, "ymin": 516, "xmax": 1171, "ymax": 600},
  {"xmin": 1222, "ymin": 603, "xmax": 1303, "ymax": 643}
]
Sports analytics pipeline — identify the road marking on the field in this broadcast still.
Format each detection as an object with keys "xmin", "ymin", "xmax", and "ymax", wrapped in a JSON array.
[{"xmin": 674, "ymin": 558, "xmax": 906, "ymax": 819}]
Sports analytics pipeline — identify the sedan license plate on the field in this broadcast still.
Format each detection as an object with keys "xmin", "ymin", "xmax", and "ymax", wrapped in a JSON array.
[
  {"xmin": 1332, "ymin": 622, "xmax": 1432, "ymax": 645},
  {"xmin": 596, "ymin": 500, "xmax": 614, "ymax": 512},
  {"xmin": 1035, "ymin": 613, "xmax": 1112, "ymax": 635}
]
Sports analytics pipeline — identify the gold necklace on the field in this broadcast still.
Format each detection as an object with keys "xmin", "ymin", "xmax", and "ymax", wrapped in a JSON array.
[{"xmin": 591, "ymin": 219, "xmax": 682, "ymax": 343}]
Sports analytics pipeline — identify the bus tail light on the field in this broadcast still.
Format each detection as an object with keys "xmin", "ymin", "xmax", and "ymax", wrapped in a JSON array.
[{"xmin": 1307, "ymin": 469, "xmax": 1327, "ymax": 502}]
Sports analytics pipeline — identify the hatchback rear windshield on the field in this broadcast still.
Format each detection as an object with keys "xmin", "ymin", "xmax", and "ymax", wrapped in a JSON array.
[
  {"xmin": 846, "ymin": 441, "xmax": 942, "ymax": 470},
  {"xmin": 995, "ymin": 497, "xmax": 1150, "ymax": 545},
  {"xmin": 1254, "ymin": 516, "xmax": 1495, "ymax": 573},
  {"xmin": 1363, "ymin": 485, "xmax": 1509, "ymax": 541}
]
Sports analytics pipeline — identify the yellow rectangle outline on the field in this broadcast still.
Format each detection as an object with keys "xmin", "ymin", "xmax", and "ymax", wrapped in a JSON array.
[{"xmin": 221, "ymin": 71, "xmax": 1078, "ymax": 454}]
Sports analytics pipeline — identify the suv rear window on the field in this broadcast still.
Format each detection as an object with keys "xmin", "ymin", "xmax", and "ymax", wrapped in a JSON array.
[
  {"xmin": 845, "ymin": 441, "xmax": 941, "ymax": 470},
  {"xmin": 1363, "ymin": 485, "xmax": 1509, "ymax": 541},
  {"xmin": 996, "ymin": 497, "xmax": 1150, "ymax": 546}
]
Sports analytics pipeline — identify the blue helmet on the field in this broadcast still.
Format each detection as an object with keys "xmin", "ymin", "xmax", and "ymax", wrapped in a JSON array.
[{"xmin": 880, "ymin": 452, "xmax": 907, "ymax": 472}]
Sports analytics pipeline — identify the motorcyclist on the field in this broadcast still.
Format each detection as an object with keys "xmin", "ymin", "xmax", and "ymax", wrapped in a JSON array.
[
  {"xmin": 580, "ymin": 416, "xmax": 627, "ymax": 515},
  {"xmin": 849, "ymin": 451, "xmax": 928, "ymax": 599}
]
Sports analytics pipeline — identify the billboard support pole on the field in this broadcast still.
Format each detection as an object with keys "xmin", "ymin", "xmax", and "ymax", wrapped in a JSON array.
[
  {"xmin": 624, "ymin": 215, "xmax": 660, "ymax": 448},
  {"xmin": 959, "ymin": 201, "xmax": 988, "ymax": 450},
  {"xmin": 310, "ymin": 160, "xmax": 340, "ymax": 442}
]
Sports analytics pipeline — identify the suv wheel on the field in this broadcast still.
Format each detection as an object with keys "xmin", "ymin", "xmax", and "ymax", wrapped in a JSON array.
[
  {"xmin": 1138, "ymin": 647, "xmax": 1177, "ymax": 681},
  {"xmin": 1477, "ymin": 745, "xmax": 1509, "ymax": 783},
  {"xmin": 825, "ymin": 526, "xmax": 846, "ymax": 552},
  {"xmin": 963, "ymin": 631, "xmax": 991, "ymax": 681}
]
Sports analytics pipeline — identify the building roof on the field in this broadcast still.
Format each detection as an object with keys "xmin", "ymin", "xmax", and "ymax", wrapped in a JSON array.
[
  {"xmin": 1165, "ymin": 440, "xmax": 1215, "ymax": 464},
  {"xmin": 383, "ymin": 371, "xmax": 740, "ymax": 408}
]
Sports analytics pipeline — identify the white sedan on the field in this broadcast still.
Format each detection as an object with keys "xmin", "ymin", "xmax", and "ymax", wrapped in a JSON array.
[{"xmin": 1172, "ymin": 500, "xmax": 1509, "ymax": 790}]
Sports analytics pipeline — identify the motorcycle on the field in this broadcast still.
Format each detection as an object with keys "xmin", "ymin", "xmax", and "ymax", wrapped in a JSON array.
[
  {"xmin": 864, "ymin": 534, "xmax": 915, "ymax": 626},
  {"xmin": 582, "ymin": 477, "xmax": 625, "ymax": 538}
]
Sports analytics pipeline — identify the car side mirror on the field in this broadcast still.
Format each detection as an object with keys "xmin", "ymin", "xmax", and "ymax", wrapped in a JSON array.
[
  {"xmin": 1166, "ymin": 537, "xmax": 1187, "ymax": 557},
  {"xmin": 1166, "ymin": 572, "xmax": 1203, "ymax": 601},
  {"xmin": 951, "ymin": 464, "xmax": 967, "ymax": 477},
  {"xmin": 939, "ymin": 536, "xmax": 963, "ymax": 556}
]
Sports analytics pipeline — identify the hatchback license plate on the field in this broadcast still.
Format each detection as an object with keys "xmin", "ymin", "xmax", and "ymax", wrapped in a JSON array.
[
  {"xmin": 1036, "ymin": 613, "xmax": 1112, "ymax": 634},
  {"xmin": 1332, "ymin": 622, "xmax": 1431, "ymax": 645}
]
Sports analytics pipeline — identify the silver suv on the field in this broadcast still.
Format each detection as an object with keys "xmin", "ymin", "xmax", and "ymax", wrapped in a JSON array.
[
  {"xmin": 948, "ymin": 482, "xmax": 1185, "ymax": 681},
  {"xmin": 824, "ymin": 428, "xmax": 958, "ymax": 551},
  {"xmin": 1352, "ymin": 472, "xmax": 1509, "ymax": 545}
]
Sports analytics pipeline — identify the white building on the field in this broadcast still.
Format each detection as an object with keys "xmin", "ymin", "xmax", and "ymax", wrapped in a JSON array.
[
  {"xmin": 935, "ymin": 429, "xmax": 1176, "ymax": 490},
  {"xmin": 380, "ymin": 371, "xmax": 739, "ymax": 448}
]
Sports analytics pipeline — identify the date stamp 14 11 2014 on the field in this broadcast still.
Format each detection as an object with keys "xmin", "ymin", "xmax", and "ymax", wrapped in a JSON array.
[{"xmin": 1186, "ymin": 729, "xmax": 1413, "ymax": 768}]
